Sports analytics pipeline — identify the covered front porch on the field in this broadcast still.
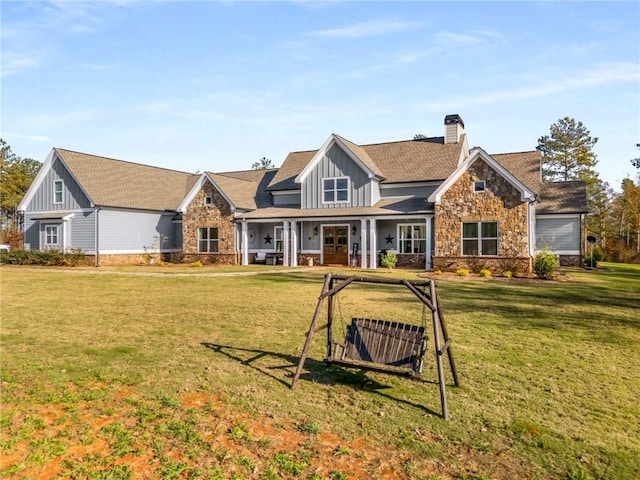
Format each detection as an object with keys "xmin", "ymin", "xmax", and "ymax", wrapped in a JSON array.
[{"xmin": 237, "ymin": 216, "xmax": 434, "ymax": 270}]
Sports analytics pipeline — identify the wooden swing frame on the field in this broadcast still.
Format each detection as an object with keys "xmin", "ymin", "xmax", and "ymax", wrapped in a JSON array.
[{"xmin": 291, "ymin": 273, "xmax": 460, "ymax": 419}]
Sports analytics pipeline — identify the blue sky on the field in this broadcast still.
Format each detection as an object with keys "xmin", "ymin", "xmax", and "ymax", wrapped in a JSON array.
[{"xmin": 2, "ymin": 1, "xmax": 639, "ymax": 190}]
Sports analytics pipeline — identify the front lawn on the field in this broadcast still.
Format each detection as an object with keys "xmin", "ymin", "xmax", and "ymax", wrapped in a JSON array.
[{"xmin": 1, "ymin": 263, "xmax": 638, "ymax": 479}]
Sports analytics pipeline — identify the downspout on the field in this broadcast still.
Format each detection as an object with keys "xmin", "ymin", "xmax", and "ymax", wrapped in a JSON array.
[{"xmin": 95, "ymin": 206, "xmax": 101, "ymax": 267}]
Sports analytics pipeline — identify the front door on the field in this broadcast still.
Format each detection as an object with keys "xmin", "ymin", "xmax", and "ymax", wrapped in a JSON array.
[{"xmin": 323, "ymin": 226, "xmax": 348, "ymax": 265}]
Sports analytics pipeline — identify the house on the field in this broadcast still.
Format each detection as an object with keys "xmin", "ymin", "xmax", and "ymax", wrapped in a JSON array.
[{"xmin": 18, "ymin": 114, "xmax": 588, "ymax": 270}]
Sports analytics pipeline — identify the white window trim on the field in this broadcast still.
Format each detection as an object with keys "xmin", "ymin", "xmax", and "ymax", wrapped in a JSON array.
[
  {"xmin": 43, "ymin": 224, "xmax": 60, "ymax": 249},
  {"xmin": 473, "ymin": 180, "xmax": 486, "ymax": 193},
  {"xmin": 397, "ymin": 223, "xmax": 427, "ymax": 254},
  {"xmin": 53, "ymin": 180, "xmax": 63, "ymax": 204},
  {"xmin": 204, "ymin": 196, "xmax": 213, "ymax": 205},
  {"xmin": 322, "ymin": 176, "xmax": 350, "ymax": 205},
  {"xmin": 198, "ymin": 227, "xmax": 219, "ymax": 253},
  {"xmin": 274, "ymin": 226, "xmax": 283, "ymax": 253},
  {"xmin": 462, "ymin": 221, "xmax": 499, "ymax": 256}
]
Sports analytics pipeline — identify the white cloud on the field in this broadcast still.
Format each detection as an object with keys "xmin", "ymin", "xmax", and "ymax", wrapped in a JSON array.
[
  {"xmin": 422, "ymin": 62, "xmax": 640, "ymax": 111},
  {"xmin": 309, "ymin": 19, "xmax": 421, "ymax": 38},
  {"xmin": 3, "ymin": 132, "xmax": 51, "ymax": 142}
]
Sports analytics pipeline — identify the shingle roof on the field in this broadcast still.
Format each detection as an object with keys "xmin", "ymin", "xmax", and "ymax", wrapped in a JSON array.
[
  {"xmin": 55, "ymin": 148, "xmax": 198, "ymax": 211},
  {"xmin": 537, "ymin": 181, "xmax": 588, "ymax": 214},
  {"xmin": 491, "ymin": 151, "xmax": 542, "ymax": 194},
  {"xmin": 207, "ymin": 169, "xmax": 277, "ymax": 210},
  {"xmin": 268, "ymin": 136, "xmax": 465, "ymax": 191}
]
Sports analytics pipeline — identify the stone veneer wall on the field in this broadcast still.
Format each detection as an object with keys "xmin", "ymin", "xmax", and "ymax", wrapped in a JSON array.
[
  {"xmin": 434, "ymin": 159, "xmax": 531, "ymax": 273},
  {"xmin": 182, "ymin": 184, "xmax": 238, "ymax": 265}
]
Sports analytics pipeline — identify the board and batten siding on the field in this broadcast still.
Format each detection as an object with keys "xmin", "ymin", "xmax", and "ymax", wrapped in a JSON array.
[
  {"xmin": 98, "ymin": 208, "xmax": 177, "ymax": 252},
  {"xmin": 301, "ymin": 143, "xmax": 372, "ymax": 209},
  {"xmin": 535, "ymin": 215, "xmax": 580, "ymax": 254},
  {"xmin": 26, "ymin": 156, "xmax": 92, "ymax": 211}
]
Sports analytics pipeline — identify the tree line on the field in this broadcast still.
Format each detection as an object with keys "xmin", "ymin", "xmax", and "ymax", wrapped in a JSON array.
[
  {"xmin": 537, "ymin": 117, "xmax": 640, "ymax": 264},
  {"xmin": 2, "ymin": 123, "xmax": 639, "ymax": 263}
]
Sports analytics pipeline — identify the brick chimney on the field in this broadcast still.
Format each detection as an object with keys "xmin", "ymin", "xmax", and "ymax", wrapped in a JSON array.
[{"xmin": 444, "ymin": 114, "xmax": 465, "ymax": 144}]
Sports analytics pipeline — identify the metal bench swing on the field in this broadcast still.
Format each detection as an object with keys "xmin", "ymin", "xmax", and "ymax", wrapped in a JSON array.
[{"xmin": 290, "ymin": 274, "xmax": 459, "ymax": 419}]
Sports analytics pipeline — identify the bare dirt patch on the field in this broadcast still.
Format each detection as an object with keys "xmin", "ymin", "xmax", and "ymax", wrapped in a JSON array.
[{"xmin": 0, "ymin": 380, "xmax": 532, "ymax": 479}]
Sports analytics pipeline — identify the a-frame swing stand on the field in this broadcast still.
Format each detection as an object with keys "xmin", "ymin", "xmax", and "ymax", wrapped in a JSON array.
[{"xmin": 291, "ymin": 274, "xmax": 459, "ymax": 419}]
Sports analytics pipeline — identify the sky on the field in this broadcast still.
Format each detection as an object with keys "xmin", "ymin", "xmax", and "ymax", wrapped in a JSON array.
[{"xmin": 2, "ymin": 0, "xmax": 639, "ymax": 190}]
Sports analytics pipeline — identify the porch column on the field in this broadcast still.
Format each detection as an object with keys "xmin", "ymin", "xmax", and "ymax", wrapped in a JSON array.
[
  {"xmin": 425, "ymin": 216, "xmax": 432, "ymax": 271},
  {"xmin": 290, "ymin": 221, "xmax": 298, "ymax": 267},
  {"xmin": 283, "ymin": 221, "xmax": 290, "ymax": 267},
  {"xmin": 241, "ymin": 221, "xmax": 249, "ymax": 266},
  {"xmin": 360, "ymin": 218, "xmax": 367, "ymax": 268},
  {"xmin": 369, "ymin": 219, "xmax": 377, "ymax": 269}
]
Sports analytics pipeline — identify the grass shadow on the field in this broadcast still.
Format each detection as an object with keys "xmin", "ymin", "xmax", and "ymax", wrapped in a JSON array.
[{"xmin": 201, "ymin": 342, "xmax": 444, "ymax": 417}]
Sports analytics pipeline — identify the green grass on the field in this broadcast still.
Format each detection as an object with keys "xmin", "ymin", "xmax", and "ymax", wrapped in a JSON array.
[{"xmin": 1, "ymin": 263, "xmax": 639, "ymax": 479}]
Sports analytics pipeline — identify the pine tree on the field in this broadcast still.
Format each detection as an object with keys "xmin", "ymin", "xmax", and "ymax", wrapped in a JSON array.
[{"xmin": 537, "ymin": 117, "xmax": 599, "ymax": 183}]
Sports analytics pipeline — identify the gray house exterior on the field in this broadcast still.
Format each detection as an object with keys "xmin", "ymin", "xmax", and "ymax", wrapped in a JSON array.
[
  {"xmin": 18, "ymin": 115, "xmax": 588, "ymax": 270},
  {"xmin": 19, "ymin": 148, "xmax": 197, "ymax": 265}
]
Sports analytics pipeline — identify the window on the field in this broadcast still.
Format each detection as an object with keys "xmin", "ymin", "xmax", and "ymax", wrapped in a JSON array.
[
  {"xmin": 44, "ymin": 225, "xmax": 59, "ymax": 248},
  {"xmin": 204, "ymin": 196, "xmax": 213, "ymax": 205},
  {"xmin": 473, "ymin": 180, "xmax": 486, "ymax": 192},
  {"xmin": 462, "ymin": 221, "xmax": 498, "ymax": 256},
  {"xmin": 54, "ymin": 180, "xmax": 63, "ymax": 204},
  {"xmin": 198, "ymin": 227, "xmax": 218, "ymax": 253},
  {"xmin": 323, "ymin": 177, "xmax": 349, "ymax": 203},
  {"xmin": 398, "ymin": 224, "xmax": 426, "ymax": 254},
  {"xmin": 274, "ymin": 227, "xmax": 283, "ymax": 252}
]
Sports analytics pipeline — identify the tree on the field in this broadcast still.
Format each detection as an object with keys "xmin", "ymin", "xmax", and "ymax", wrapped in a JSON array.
[
  {"xmin": 0, "ymin": 139, "xmax": 41, "ymax": 232},
  {"xmin": 251, "ymin": 157, "xmax": 274, "ymax": 170},
  {"xmin": 537, "ymin": 117, "xmax": 599, "ymax": 183},
  {"xmin": 631, "ymin": 143, "xmax": 640, "ymax": 169}
]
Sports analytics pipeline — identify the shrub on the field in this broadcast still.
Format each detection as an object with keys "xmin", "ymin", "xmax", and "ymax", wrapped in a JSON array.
[
  {"xmin": 479, "ymin": 269, "xmax": 492, "ymax": 278},
  {"xmin": 190, "ymin": 261, "xmax": 203, "ymax": 267},
  {"xmin": 380, "ymin": 250, "xmax": 397, "ymax": 269},
  {"xmin": 455, "ymin": 268, "xmax": 470, "ymax": 277},
  {"xmin": 533, "ymin": 250, "xmax": 558, "ymax": 279},
  {"xmin": 502, "ymin": 270, "xmax": 513, "ymax": 278},
  {"xmin": 583, "ymin": 256, "xmax": 598, "ymax": 268},
  {"xmin": 0, "ymin": 249, "xmax": 86, "ymax": 266}
]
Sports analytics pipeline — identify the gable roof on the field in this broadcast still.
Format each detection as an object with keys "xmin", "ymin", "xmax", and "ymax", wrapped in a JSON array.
[
  {"xmin": 537, "ymin": 181, "xmax": 588, "ymax": 214},
  {"xmin": 56, "ymin": 149, "xmax": 199, "ymax": 211},
  {"xmin": 428, "ymin": 147, "xmax": 537, "ymax": 205},
  {"xmin": 294, "ymin": 134, "xmax": 385, "ymax": 185},
  {"xmin": 208, "ymin": 169, "xmax": 277, "ymax": 210},
  {"xmin": 269, "ymin": 136, "xmax": 466, "ymax": 191}
]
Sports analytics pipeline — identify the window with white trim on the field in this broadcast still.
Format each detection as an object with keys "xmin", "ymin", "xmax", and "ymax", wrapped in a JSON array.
[
  {"xmin": 204, "ymin": 196, "xmax": 213, "ymax": 205},
  {"xmin": 198, "ymin": 227, "xmax": 218, "ymax": 253},
  {"xmin": 44, "ymin": 225, "xmax": 59, "ymax": 248},
  {"xmin": 473, "ymin": 180, "xmax": 486, "ymax": 192},
  {"xmin": 323, "ymin": 177, "xmax": 349, "ymax": 203},
  {"xmin": 54, "ymin": 180, "xmax": 63, "ymax": 204},
  {"xmin": 398, "ymin": 224, "xmax": 426, "ymax": 254},
  {"xmin": 274, "ymin": 226, "xmax": 283, "ymax": 252},
  {"xmin": 462, "ymin": 221, "xmax": 498, "ymax": 256}
]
